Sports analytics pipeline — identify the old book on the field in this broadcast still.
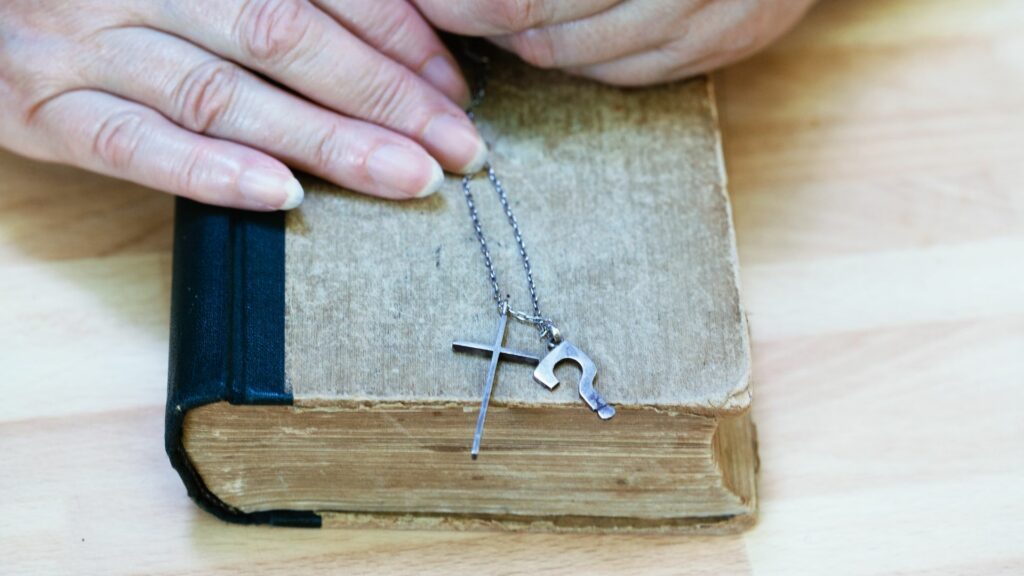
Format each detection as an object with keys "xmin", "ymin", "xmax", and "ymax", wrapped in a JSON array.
[{"xmin": 167, "ymin": 54, "xmax": 756, "ymax": 532}]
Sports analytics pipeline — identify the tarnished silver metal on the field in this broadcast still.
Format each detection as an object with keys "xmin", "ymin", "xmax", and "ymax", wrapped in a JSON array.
[
  {"xmin": 452, "ymin": 305, "xmax": 544, "ymax": 458},
  {"xmin": 461, "ymin": 165, "xmax": 558, "ymax": 345},
  {"xmin": 452, "ymin": 340, "xmax": 542, "ymax": 365},
  {"xmin": 542, "ymin": 325, "xmax": 562, "ymax": 348},
  {"xmin": 454, "ymin": 45, "xmax": 615, "ymax": 458},
  {"xmin": 534, "ymin": 341, "xmax": 616, "ymax": 420},
  {"xmin": 459, "ymin": 46, "xmax": 558, "ymax": 346}
]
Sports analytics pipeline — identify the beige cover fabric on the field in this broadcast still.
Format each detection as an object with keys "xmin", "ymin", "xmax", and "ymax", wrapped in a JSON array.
[{"xmin": 285, "ymin": 57, "xmax": 749, "ymax": 411}]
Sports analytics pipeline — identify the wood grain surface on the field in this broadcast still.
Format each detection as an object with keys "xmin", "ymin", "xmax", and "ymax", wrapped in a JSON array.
[{"xmin": 2, "ymin": 0, "xmax": 1022, "ymax": 574}]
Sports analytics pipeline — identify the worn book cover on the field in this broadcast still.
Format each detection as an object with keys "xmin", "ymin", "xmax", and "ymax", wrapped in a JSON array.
[{"xmin": 167, "ymin": 53, "xmax": 756, "ymax": 532}]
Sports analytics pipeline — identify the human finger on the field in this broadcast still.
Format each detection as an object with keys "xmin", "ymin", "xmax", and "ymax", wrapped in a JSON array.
[
  {"xmin": 153, "ymin": 0, "xmax": 486, "ymax": 173},
  {"xmin": 315, "ymin": 0, "xmax": 471, "ymax": 105},
  {"xmin": 565, "ymin": 47, "xmax": 731, "ymax": 86},
  {"xmin": 488, "ymin": 0, "xmax": 708, "ymax": 69},
  {"xmin": 566, "ymin": 0, "xmax": 814, "ymax": 85},
  {"xmin": 83, "ymin": 27, "xmax": 443, "ymax": 200},
  {"xmin": 33, "ymin": 90, "xmax": 303, "ymax": 210},
  {"xmin": 411, "ymin": 0, "xmax": 622, "ymax": 36}
]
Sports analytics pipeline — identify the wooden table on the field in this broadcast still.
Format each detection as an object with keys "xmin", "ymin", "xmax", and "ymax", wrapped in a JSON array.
[{"xmin": 2, "ymin": 0, "xmax": 1022, "ymax": 573}]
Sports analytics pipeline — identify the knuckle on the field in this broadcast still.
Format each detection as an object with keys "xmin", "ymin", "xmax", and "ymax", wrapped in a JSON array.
[
  {"xmin": 309, "ymin": 123, "xmax": 380, "ymax": 187},
  {"xmin": 310, "ymin": 123, "xmax": 342, "ymax": 170},
  {"xmin": 91, "ymin": 110, "xmax": 148, "ymax": 171},
  {"xmin": 360, "ymin": 69, "xmax": 415, "ymax": 124},
  {"xmin": 371, "ymin": 12, "xmax": 413, "ymax": 55},
  {"xmin": 0, "ymin": 28, "xmax": 67, "ymax": 121},
  {"xmin": 511, "ymin": 28, "xmax": 558, "ymax": 68},
  {"xmin": 491, "ymin": 0, "xmax": 547, "ymax": 32},
  {"xmin": 175, "ymin": 144, "xmax": 215, "ymax": 200},
  {"xmin": 0, "ymin": 29, "xmax": 23, "ymax": 93},
  {"xmin": 172, "ymin": 60, "xmax": 240, "ymax": 133},
  {"xmin": 235, "ymin": 0, "xmax": 313, "ymax": 64},
  {"xmin": 660, "ymin": 31, "xmax": 698, "ymax": 65}
]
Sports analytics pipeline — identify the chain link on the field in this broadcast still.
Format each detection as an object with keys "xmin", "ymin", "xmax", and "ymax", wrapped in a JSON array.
[{"xmin": 459, "ymin": 47, "xmax": 559, "ymax": 345}]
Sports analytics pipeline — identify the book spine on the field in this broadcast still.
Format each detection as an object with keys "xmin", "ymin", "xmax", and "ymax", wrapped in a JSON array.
[{"xmin": 165, "ymin": 198, "xmax": 320, "ymax": 527}]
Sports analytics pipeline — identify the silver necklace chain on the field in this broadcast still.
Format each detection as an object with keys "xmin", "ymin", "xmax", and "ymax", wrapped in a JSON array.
[{"xmin": 460, "ymin": 51, "xmax": 560, "ymax": 346}]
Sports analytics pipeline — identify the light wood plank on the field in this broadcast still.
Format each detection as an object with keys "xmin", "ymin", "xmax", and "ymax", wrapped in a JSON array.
[{"xmin": 2, "ymin": 0, "xmax": 1022, "ymax": 573}]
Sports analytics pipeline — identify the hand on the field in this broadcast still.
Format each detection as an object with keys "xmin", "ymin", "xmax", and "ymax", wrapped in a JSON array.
[
  {"xmin": 413, "ymin": 0, "xmax": 816, "ymax": 85},
  {"xmin": 0, "ymin": 0, "xmax": 487, "ymax": 210}
]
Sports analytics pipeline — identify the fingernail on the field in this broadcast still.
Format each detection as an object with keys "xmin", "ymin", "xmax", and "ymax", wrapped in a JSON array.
[
  {"xmin": 238, "ymin": 167, "xmax": 304, "ymax": 210},
  {"xmin": 420, "ymin": 55, "xmax": 471, "ymax": 107},
  {"xmin": 419, "ymin": 158, "xmax": 444, "ymax": 198},
  {"xmin": 367, "ymin": 144, "xmax": 444, "ymax": 199},
  {"xmin": 422, "ymin": 114, "xmax": 488, "ymax": 174}
]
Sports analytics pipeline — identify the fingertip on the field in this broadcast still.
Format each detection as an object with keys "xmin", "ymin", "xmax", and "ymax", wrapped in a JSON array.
[
  {"xmin": 366, "ymin": 143, "xmax": 445, "ymax": 199},
  {"xmin": 280, "ymin": 177, "xmax": 305, "ymax": 210},
  {"xmin": 415, "ymin": 157, "xmax": 445, "ymax": 198},
  {"xmin": 422, "ymin": 114, "xmax": 488, "ymax": 175},
  {"xmin": 458, "ymin": 138, "xmax": 488, "ymax": 175},
  {"xmin": 238, "ymin": 166, "xmax": 305, "ymax": 210}
]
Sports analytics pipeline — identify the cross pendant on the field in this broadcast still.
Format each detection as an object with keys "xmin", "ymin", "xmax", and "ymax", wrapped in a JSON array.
[{"xmin": 452, "ymin": 308, "xmax": 541, "ymax": 459}]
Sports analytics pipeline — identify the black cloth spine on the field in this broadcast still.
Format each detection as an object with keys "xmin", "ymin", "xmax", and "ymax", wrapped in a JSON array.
[{"xmin": 165, "ymin": 198, "xmax": 321, "ymax": 527}]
